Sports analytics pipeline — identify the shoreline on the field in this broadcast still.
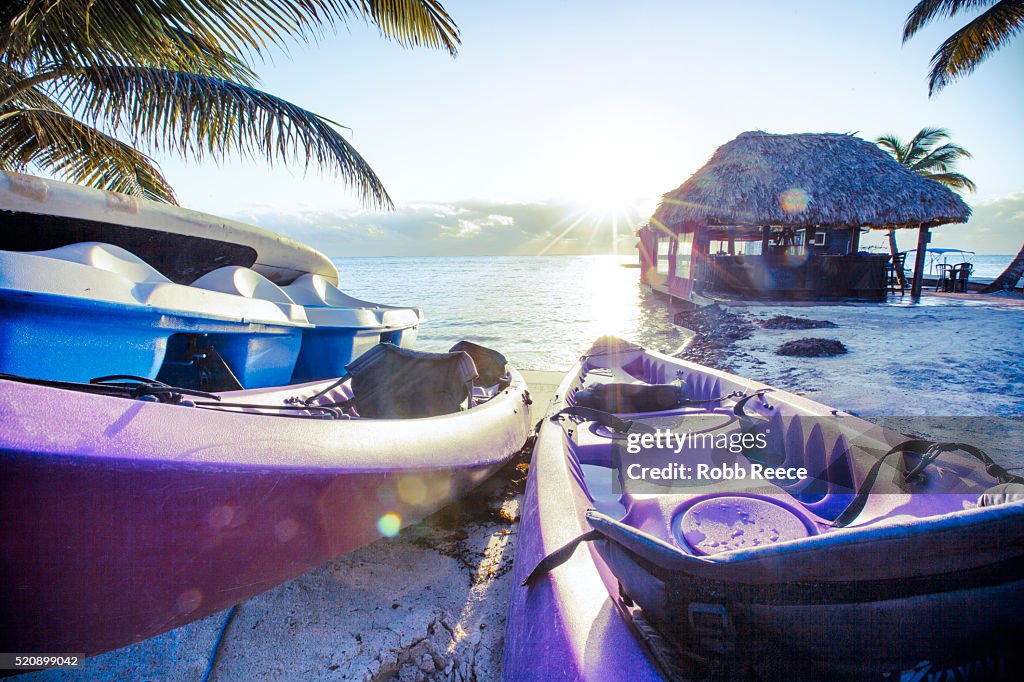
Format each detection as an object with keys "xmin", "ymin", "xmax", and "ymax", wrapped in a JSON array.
[{"xmin": 672, "ymin": 291, "xmax": 1024, "ymax": 417}]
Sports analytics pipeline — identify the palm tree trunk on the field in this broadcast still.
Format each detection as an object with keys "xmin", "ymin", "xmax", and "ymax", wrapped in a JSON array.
[
  {"xmin": 887, "ymin": 229, "xmax": 907, "ymax": 287},
  {"xmin": 981, "ymin": 242, "xmax": 1024, "ymax": 293}
]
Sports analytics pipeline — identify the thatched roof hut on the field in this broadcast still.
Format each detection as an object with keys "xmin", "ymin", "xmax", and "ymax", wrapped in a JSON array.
[{"xmin": 651, "ymin": 131, "xmax": 971, "ymax": 230}]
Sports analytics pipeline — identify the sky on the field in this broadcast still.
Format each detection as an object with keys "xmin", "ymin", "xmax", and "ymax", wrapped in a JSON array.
[{"xmin": 151, "ymin": 1, "xmax": 1023, "ymax": 256}]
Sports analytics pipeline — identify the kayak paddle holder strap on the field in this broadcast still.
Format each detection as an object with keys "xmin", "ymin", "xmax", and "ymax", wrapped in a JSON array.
[{"xmin": 521, "ymin": 529, "xmax": 602, "ymax": 587}]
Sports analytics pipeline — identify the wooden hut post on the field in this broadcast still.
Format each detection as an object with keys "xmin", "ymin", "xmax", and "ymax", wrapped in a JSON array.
[{"xmin": 910, "ymin": 223, "xmax": 931, "ymax": 300}]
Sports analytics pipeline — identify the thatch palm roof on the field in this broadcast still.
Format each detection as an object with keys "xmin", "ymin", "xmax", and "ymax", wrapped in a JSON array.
[{"xmin": 651, "ymin": 131, "xmax": 971, "ymax": 231}]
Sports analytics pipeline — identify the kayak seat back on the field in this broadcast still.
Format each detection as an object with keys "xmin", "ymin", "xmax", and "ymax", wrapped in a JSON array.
[
  {"xmin": 346, "ymin": 344, "xmax": 478, "ymax": 419},
  {"xmin": 192, "ymin": 265, "xmax": 297, "ymax": 306},
  {"xmin": 284, "ymin": 273, "xmax": 379, "ymax": 309},
  {"xmin": 35, "ymin": 241, "xmax": 172, "ymax": 284},
  {"xmin": 449, "ymin": 340, "xmax": 510, "ymax": 388}
]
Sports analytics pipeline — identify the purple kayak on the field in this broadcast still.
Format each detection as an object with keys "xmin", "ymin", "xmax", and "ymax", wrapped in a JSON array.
[
  {"xmin": 0, "ymin": 345, "xmax": 532, "ymax": 658},
  {"xmin": 504, "ymin": 337, "xmax": 1024, "ymax": 681}
]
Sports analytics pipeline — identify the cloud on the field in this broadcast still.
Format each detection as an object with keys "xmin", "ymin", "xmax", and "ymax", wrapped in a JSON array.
[
  {"xmin": 934, "ymin": 192, "xmax": 1024, "ymax": 254},
  {"xmin": 232, "ymin": 199, "xmax": 642, "ymax": 257},
  {"xmin": 852, "ymin": 191, "xmax": 1024, "ymax": 255},
  {"xmin": 236, "ymin": 190, "xmax": 1024, "ymax": 259}
]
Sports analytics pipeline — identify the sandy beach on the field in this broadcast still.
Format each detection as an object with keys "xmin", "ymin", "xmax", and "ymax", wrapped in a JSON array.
[
  {"xmin": 22, "ymin": 295, "xmax": 1024, "ymax": 682},
  {"xmin": 706, "ymin": 291, "xmax": 1024, "ymax": 417}
]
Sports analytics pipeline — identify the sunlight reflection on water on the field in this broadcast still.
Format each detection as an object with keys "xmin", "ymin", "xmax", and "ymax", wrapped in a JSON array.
[{"xmin": 332, "ymin": 255, "xmax": 687, "ymax": 370}]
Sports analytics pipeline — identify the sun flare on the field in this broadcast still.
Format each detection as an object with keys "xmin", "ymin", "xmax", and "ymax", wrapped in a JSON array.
[{"xmin": 536, "ymin": 120, "xmax": 666, "ymax": 255}]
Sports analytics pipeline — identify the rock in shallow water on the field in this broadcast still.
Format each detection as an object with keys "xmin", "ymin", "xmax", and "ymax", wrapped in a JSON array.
[
  {"xmin": 776, "ymin": 338, "xmax": 847, "ymax": 357},
  {"xmin": 761, "ymin": 315, "xmax": 837, "ymax": 329},
  {"xmin": 673, "ymin": 304, "xmax": 756, "ymax": 369}
]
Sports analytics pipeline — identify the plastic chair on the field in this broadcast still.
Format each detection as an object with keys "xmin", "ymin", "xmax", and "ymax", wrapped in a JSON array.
[
  {"xmin": 886, "ymin": 252, "xmax": 907, "ymax": 295},
  {"xmin": 950, "ymin": 263, "xmax": 973, "ymax": 293},
  {"xmin": 935, "ymin": 263, "xmax": 953, "ymax": 291}
]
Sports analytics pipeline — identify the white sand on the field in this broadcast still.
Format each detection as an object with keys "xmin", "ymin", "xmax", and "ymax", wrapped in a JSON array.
[{"xmin": 723, "ymin": 292, "xmax": 1024, "ymax": 417}]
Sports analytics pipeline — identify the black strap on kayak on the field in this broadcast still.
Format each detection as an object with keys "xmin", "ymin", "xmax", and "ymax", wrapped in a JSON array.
[
  {"xmin": 193, "ymin": 401, "xmax": 343, "ymax": 420},
  {"xmin": 521, "ymin": 529, "xmax": 602, "ymax": 586},
  {"xmin": 90, "ymin": 375, "xmax": 222, "ymax": 402},
  {"xmin": 301, "ymin": 373, "xmax": 349, "ymax": 406},
  {"xmin": 550, "ymin": 406, "xmax": 659, "ymax": 436},
  {"xmin": 0, "ymin": 372, "xmax": 222, "ymax": 403},
  {"xmin": 829, "ymin": 439, "xmax": 1024, "ymax": 528},
  {"xmin": 827, "ymin": 442, "xmax": 909, "ymax": 528},
  {"xmin": 680, "ymin": 390, "xmax": 744, "ymax": 406},
  {"xmin": 911, "ymin": 441, "xmax": 1024, "ymax": 486}
]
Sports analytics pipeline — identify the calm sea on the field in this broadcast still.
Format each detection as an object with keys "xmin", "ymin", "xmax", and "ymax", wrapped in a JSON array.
[
  {"xmin": 331, "ymin": 254, "xmax": 1014, "ymax": 372},
  {"xmin": 332, "ymin": 255, "xmax": 685, "ymax": 371}
]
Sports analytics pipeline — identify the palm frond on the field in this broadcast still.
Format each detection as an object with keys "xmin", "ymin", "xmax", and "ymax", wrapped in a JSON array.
[
  {"xmin": 0, "ymin": 107, "xmax": 177, "ymax": 202},
  {"xmin": 2, "ymin": 0, "xmax": 460, "ymax": 71},
  {"xmin": 364, "ymin": 0, "xmax": 461, "ymax": 55},
  {"xmin": 159, "ymin": 29, "xmax": 261, "ymax": 86},
  {"xmin": 52, "ymin": 65, "xmax": 391, "ymax": 208},
  {"xmin": 903, "ymin": 0, "xmax": 995, "ymax": 40},
  {"xmin": 921, "ymin": 171, "xmax": 978, "ymax": 192},
  {"xmin": 925, "ymin": 0, "xmax": 1024, "ymax": 94},
  {"xmin": 875, "ymin": 133, "xmax": 907, "ymax": 164},
  {"xmin": 876, "ymin": 127, "xmax": 976, "ymax": 192},
  {"xmin": 909, "ymin": 142, "xmax": 973, "ymax": 173},
  {"xmin": 901, "ymin": 126, "xmax": 951, "ymax": 166},
  {"xmin": 908, "ymin": 126, "xmax": 951, "ymax": 150}
]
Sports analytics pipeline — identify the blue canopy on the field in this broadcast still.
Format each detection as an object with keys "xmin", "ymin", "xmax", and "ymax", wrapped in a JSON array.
[{"xmin": 906, "ymin": 248, "xmax": 975, "ymax": 254}]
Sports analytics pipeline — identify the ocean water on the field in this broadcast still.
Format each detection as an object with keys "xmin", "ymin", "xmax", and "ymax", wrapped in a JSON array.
[
  {"xmin": 918, "ymin": 253, "xmax": 1013, "ymax": 279},
  {"xmin": 333, "ymin": 253, "xmax": 1015, "ymax": 372},
  {"xmin": 332, "ymin": 255, "xmax": 686, "ymax": 371},
  {"xmin": 331, "ymin": 253, "xmax": 1016, "ymax": 372}
]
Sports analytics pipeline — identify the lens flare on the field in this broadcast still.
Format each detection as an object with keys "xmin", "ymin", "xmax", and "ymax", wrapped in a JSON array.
[
  {"xmin": 377, "ymin": 512, "xmax": 402, "ymax": 537},
  {"xmin": 397, "ymin": 476, "xmax": 428, "ymax": 505},
  {"xmin": 779, "ymin": 188, "xmax": 809, "ymax": 214}
]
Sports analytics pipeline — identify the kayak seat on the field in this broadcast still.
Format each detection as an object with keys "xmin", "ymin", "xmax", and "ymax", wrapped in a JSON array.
[
  {"xmin": 449, "ymin": 340, "xmax": 510, "ymax": 388},
  {"xmin": 575, "ymin": 382, "xmax": 687, "ymax": 414},
  {"xmin": 34, "ymin": 242, "xmax": 172, "ymax": 284},
  {"xmin": 345, "ymin": 344, "xmax": 479, "ymax": 419},
  {"xmin": 283, "ymin": 273, "xmax": 378, "ymax": 309},
  {"xmin": 192, "ymin": 266, "xmax": 297, "ymax": 305}
]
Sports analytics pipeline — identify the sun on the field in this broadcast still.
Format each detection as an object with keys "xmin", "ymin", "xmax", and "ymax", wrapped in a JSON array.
[
  {"xmin": 537, "ymin": 197, "xmax": 648, "ymax": 256},
  {"xmin": 544, "ymin": 122, "xmax": 665, "ymax": 212},
  {"xmin": 571, "ymin": 179, "xmax": 643, "ymax": 220},
  {"xmin": 535, "ymin": 118, "xmax": 667, "ymax": 255}
]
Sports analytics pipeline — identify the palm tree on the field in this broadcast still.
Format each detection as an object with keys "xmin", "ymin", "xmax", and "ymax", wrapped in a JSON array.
[
  {"xmin": 0, "ymin": 1, "xmax": 460, "ymax": 207},
  {"xmin": 875, "ymin": 127, "xmax": 976, "ymax": 287},
  {"xmin": 903, "ymin": 0, "xmax": 1024, "ymax": 97},
  {"xmin": 981, "ymin": 242, "xmax": 1024, "ymax": 292}
]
